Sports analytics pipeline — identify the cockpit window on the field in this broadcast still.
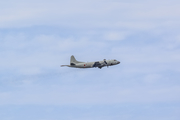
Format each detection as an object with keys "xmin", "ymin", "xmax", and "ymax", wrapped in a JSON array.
[{"xmin": 114, "ymin": 59, "xmax": 117, "ymax": 61}]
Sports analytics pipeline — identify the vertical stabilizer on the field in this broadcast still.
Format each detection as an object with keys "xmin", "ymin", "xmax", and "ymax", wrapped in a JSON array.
[{"xmin": 70, "ymin": 55, "xmax": 84, "ymax": 64}]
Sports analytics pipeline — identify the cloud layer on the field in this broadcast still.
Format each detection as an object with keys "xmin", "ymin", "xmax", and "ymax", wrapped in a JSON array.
[{"xmin": 0, "ymin": 0, "xmax": 180, "ymax": 120}]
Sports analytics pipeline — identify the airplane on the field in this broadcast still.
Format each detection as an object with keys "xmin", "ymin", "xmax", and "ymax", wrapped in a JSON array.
[{"xmin": 61, "ymin": 55, "xmax": 120, "ymax": 69}]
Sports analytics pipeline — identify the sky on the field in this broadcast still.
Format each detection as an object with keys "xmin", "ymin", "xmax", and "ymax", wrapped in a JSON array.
[{"xmin": 0, "ymin": 0, "xmax": 180, "ymax": 120}]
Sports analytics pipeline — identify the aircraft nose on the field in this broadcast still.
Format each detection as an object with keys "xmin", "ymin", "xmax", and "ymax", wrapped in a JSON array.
[{"xmin": 117, "ymin": 61, "xmax": 120, "ymax": 64}]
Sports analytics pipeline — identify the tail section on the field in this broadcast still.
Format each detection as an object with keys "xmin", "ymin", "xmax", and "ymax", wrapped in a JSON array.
[{"xmin": 70, "ymin": 55, "xmax": 84, "ymax": 64}]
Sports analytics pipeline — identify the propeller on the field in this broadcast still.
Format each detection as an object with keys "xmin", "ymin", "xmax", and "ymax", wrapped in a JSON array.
[{"xmin": 103, "ymin": 59, "xmax": 108, "ymax": 68}]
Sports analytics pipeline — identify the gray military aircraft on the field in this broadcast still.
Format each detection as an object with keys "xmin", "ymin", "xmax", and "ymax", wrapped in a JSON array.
[{"xmin": 61, "ymin": 55, "xmax": 120, "ymax": 69}]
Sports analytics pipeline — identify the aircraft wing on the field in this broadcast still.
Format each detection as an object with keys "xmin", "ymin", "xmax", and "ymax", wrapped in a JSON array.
[{"xmin": 92, "ymin": 62, "xmax": 106, "ymax": 68}]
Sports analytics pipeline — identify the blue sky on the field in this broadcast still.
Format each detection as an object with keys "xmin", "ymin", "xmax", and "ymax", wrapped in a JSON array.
[{"xmin": 0, "ymin": 0, "xmax": 180, "ymax": 120}]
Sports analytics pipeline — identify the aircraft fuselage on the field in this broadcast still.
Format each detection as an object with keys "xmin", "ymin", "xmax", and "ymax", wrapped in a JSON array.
[{"xmin": 61, "ymin": 55, "xmax": 120, "ymax": 69}]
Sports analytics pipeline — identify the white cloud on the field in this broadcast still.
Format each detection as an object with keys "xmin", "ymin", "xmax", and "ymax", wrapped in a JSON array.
[
  {"xmin": 0, "ymin": 33, "xmax": 109, "ymax": 75},
  {"xmin": 143, "ymin": 74, "xmax": 162, "ymax": 84},
  {"xmin": 104, "ymin": 31, "xmax": 128, "ymax": 41},
  {"xmin": 0, "ymin": 0, "xmax": 180, "ymax": 31},
  {"xmin": 0, "ymin": 83, "xmax": 180, "ymax": 105},
  {"xmin": 0, "ymin": 1, "xmax": 180, "ymax": 120}
]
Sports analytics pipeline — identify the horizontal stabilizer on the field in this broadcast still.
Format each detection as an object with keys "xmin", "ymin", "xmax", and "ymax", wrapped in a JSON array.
[{"xmin": 61, "ymin": 65, "xmax": 69, "ymax": 67}]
